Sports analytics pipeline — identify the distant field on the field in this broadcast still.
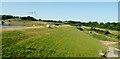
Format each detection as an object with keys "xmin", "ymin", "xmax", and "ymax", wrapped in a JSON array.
[
  {"xmin": 1, "ymin": 19, "xmax": 48, "ymax": 27},
  {"xmin": 2, "ymin": 25, "xmax": 107, "ymax": 57}
]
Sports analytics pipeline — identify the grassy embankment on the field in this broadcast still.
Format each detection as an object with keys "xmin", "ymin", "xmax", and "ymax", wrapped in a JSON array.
[
  {"xmin": 2, "ymin": 25, "xmax": 107, "ymax": 57},
  {"xmin": 112, "ymin": 43, "xmax": 119, "ymax": 49},
  {"xmin": 81, "ymin": 26, "xmax": 118, "ymax": 42}
]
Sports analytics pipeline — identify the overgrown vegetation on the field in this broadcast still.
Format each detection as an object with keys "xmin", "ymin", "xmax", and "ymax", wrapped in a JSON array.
[
  {"xmin": 66, "ymin": 21, "xmax": 120, "ymax": 31},
  {"xmin": 82, "ymin": 26, "xmax": 118, "ymax": 42},
  {"xmin": 91, "ymin": 34, "xmax": 115, "ymax": 41},
  {"xmin": 2, "ymin": 15, "xmax": 37, "ymax": 21}
]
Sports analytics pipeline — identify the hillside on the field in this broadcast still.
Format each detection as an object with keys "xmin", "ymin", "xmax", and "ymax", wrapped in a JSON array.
[{"xmin": 2, "ymin": 25, "xmax": 107, "ymax": 57}]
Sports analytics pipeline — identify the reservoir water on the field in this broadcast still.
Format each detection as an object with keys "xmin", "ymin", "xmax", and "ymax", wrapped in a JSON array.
[{"xmin": 0, "ymin": 24, "xmax": 24, "ymax": 28}]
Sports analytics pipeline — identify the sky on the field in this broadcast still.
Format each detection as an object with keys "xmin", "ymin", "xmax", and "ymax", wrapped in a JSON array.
[
  {"xmin": 2, "ymin": 2, "xmax": 118, "ymax": 22},
  {"xmin": 1, "ymin": 0, "xmax": 120, "ymax": 2}
]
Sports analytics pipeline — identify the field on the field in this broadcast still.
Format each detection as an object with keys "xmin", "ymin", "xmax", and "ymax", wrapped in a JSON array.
[
  {"xmin": 2, "ymin": 25, "xmax": 107, "ymax": 57},
  {"xmin": 1, "ymin": 18, "xmax": 48, "ymax": 27}
]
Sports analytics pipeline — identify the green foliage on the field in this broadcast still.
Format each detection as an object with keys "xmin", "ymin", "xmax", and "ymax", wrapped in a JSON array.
[
  {"xmin": 20, "ymin": 16, "xmax": 37, "ymax": 21},
  {"xmin": 90, "ymin": 28, "xmax": 111, "ymax": 35},
  {"xmin": 77, "ymin": 27, "xmax": 84, "ymax": 31},
  {"xmin": 2, "ymin": 15, "xmax": 13, "ymax": 20},
  {"xmin": 118, "ymin": 35, "xmax": 120, "ymax": 39},
  {"xmin": 90, "ymin": 33, "xmax": 114, "ymax": 41},
  {"xmin": 83, "ymin": 26, "xmax": 118, "ymax": 41},
  {"xmin": 104, "ymin": 31, "xmax": 110, "ymax": 35},
  {"xmin": 1, "ymin": 21, "xmax": 4, "ymax": 24},
  {"xmin": 2, "ymin": 15, "xmax": 19, "ymax": 20},
  {"xmin": 39, "ymin": 19, "xmax": 42, "ymax": 21},
  {"xmin": 8, "ymin": 20, "xmax": 11, "ymax": 22},
  {"xmin": 65, "ymin": 21, "xmax": 120, "ymax": 31},
  {"xmin": 1, "ymin": 15, "xmax": 119, "ymax": 31}
]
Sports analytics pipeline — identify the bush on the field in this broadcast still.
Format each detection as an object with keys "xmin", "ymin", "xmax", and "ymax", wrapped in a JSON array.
[
  {"xmin": 8, "ymin": 20, "xmax": 11, "ymax": 22},
  {"xmin": 118, "ymin": 35, "xmax": 120, "ymax": 39},
  {"xmin": 104, "ymin": 31, "xmax": 110, "ymax": 35},
  {"xmin": 77, "ymin": 27, "xmax": 84, "ymax": 31},
  {"xmin": 1, "ymin": 21, "xmax": 4, "ymax": 24}
]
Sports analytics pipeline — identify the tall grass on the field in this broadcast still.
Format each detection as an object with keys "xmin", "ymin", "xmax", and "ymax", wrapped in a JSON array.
[{"xmin": 91, "ymin": 34, "xmax": 114, "ymax": 41}]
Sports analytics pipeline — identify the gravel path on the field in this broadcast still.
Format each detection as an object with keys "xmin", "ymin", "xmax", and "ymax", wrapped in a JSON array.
[
  {"xmin": 100, "ymin": 41, "xmax": 118, "ymax": 46},
  {"xmin": 100, "ymin": 41, "xmax": 119, "ymax": 58},
  {"xmin": 106, "ymin": 46, "xmax": 118, "ymax": 57}
]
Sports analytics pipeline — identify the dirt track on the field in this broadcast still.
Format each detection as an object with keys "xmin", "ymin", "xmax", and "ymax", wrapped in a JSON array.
[
  {"xmin": 100, "ymin": 40, "xmax": 118, "ymax": 57},
  {"xmin": 100, "ymin": 40, "xmax": 118, "ymax": 46}
]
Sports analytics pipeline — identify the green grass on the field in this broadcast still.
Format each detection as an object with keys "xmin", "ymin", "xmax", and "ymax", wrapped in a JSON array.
[
  {"xmin": 90, "ymin": 33, "xmax": 117, "ymax": 41},
  {"xmin": 112, "ymin": 43, "xmax": 118, "ymax": 49},
  {"xmin": 83, "ymin": 26, "xmax": 118, "ymax": 42},
  {"xmin": 2, "ymin": 26, "xmax": 107, "ymax": 57}
]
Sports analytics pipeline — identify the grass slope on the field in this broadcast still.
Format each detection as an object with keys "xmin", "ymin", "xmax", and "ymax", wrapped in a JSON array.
[{"xmin": 2, "ymin": 26, "xmax": 107, "ymax": 57}]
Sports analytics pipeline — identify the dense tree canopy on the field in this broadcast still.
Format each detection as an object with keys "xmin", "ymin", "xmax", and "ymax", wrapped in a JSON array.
[
  {"xmin": 1, "ymin": 15, "xmax": 37, "ymax": 21},
  {"xmin": 63, "ymin": 21, "xmax": 120, "ymax": 31},
  {"xmin": 2, "ymin": 15, "xmax": 14, "ymax": 20},
  {"xmin": 20, "ymin": 16, "xmax": 37, "ymax": 21}
]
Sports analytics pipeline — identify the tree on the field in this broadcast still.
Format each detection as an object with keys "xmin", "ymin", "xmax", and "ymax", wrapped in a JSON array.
[
  {"xmin": 20, "ymin": 16, "xmax": 37, "ymax": 21},
  {"xmin": 39, "ymin": 19, "xmax": 42, "ymax": 21},
  {"xmin": 92, "ymin": 21, "xmax": 98, "ymax": 27},
  {"xmin": 1, "ymin": 21, "xmax": 4, "ymax": 24},
  {"xmin": 8, "ymin": 20, "xmax": 11, "ymax": 22},
  {"xmin": 2, "ymin": 15, "xmax": 13, "ymax": 20}
]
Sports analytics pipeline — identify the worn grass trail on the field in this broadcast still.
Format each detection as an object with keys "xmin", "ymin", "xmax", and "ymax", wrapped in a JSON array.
[{"xmin": 2, "ymin": 26, "xmax": 107, "ymax": 57}]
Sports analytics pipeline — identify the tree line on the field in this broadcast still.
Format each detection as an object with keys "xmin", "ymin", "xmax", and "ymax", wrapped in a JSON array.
[
  {"xmin": 1, "ymin": 15, "xmax": 120, "ymax": 31},
  {"xmin": 1, "ymin": 15, "xmax": 37, "ymax": 21},
  {"xmin": 65, "ymin": 20, "xmax": 120, "ymax": 31}
]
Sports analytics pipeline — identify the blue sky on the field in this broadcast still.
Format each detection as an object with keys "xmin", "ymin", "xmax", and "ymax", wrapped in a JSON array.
[
  {"xmin": 2, "ymin": 0, "xmax": 120, "ymax": 2},
  {"xmin": 2, "ymin": 2, "xmax": 118, "ymax": 22}
]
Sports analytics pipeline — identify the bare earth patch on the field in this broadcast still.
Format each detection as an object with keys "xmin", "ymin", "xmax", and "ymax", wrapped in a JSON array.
[{"xmin": 100, "ymin": 40, "xmax": 118, "ymax": 46}]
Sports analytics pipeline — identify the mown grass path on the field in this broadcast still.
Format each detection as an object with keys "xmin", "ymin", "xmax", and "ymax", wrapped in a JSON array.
[{"xmin": 2, "ymin": 25, "xmax": 107, "ymax": 57}]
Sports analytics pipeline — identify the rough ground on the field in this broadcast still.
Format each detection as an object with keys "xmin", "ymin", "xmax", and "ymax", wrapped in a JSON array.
[
  {"xmin": 100, "ymin": 40, "xmax": 119, "ymax": 57},
  {"xmin": 100, "ymin": 41, "xmax": 118, "ymax": 46}
]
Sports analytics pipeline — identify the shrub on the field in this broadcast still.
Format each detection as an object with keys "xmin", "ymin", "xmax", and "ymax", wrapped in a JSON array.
[
  {"xmin": 1, "ymin": 21, "xmax": 4, "ymax": 24},
  {"xmin": 8, "ymin": 20, "xmax": 11, "ymax": 22},
  {"xmin": 104, "ymin": 31, "xmax": 110, "ymax": 35},
  {"xmin": 118, "ymin": 35, "xmax": 120, "ymax": 39},
  {"xmin": 77, "ymin": 27, "xmax": 84, "ymax": 31}
]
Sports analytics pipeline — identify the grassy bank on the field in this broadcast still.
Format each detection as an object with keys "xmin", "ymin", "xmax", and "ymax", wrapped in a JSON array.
[
  {"xmin": 2, "ymin": 26, "xmax": 107, "ymax": 57},
  {"xmin": 82, "ymin": 26, "xmax": 118, "ymax": 42},
  {"xmin": 112, "ymin": 44, "xmax": 118, "ymax": 49}
]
